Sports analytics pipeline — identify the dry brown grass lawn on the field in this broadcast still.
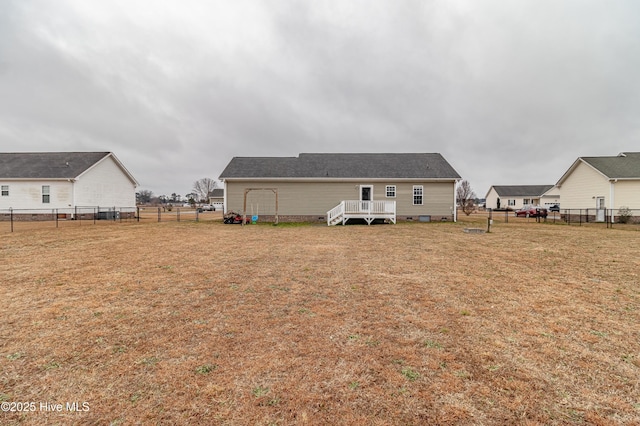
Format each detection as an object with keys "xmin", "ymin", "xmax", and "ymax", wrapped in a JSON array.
[{"xmin": 1, "ymin": 218, "xmax": 639, "ymax": 425}]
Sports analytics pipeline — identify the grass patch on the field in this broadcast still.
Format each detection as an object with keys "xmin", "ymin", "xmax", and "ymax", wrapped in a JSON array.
[
  {"xmin": 195, "ymin": 364, "xmax": 217, "ymax": 374},
  {"xmin": 252, "ymin": 386, "xmax": 269, "ymax": 398},
  {"xmin": 401, "ymin": 367, "xmax": 420, "ymax": 381}
]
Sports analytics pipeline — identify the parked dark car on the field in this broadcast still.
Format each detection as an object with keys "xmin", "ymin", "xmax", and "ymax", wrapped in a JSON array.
[
  {"xmin": 515, "ymin": 205, "xmax": 548, "ymax": 218},
  {"xmin": 548, "ymin": 204, "xmax": 560, "ymax": 212}
]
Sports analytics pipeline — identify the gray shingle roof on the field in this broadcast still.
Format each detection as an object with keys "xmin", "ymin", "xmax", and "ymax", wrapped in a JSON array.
[
  {"xmin": 220, "ymin": 153, "xmax": 460, "ymax": 180},
  {"xmin": 0, "ymin": 152, "xmax": 112, "ymax": 179},
  {"xmin": 210, "ymin": 188, "xmax": 224, "ymax": 197},
  {"xmin": 491, "ymin": 185, "xmax": 554, "ymax": 197},
  {"xmin": 581, "ymin": 152, "xmax": 640, "ymax": 179}
]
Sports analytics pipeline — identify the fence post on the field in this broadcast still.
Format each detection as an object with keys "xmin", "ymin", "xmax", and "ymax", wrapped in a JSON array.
[
  {"xmin": 55, "ymin": 209, "xmax": 58, "ymax": 228},
  {"xmin": 10, "ymin": 207, "xmax": 13, "ymax": 232},
  {"xmin": 177, "ymin": 208, "xmax": 180, "ymax": 222},
  {"xmin": 158, "ymin": 207, "xmax": 161, "ymax": 222},
  {"xmin": 137, "ymin": 206, "xmax": 140, "ymax": 222}
]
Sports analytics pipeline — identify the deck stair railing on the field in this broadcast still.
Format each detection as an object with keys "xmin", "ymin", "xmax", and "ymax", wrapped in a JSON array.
[{"xmin": 327, "ymin": 200, "xmax": 396, "ymax": 226}]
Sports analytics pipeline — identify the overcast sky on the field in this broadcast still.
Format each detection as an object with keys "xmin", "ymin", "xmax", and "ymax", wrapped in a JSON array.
[{"xmin": 1, "ymin": 0, "xmax": 639, "ymax": 198}]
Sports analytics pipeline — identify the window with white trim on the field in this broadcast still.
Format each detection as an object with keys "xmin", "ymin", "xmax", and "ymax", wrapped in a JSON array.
[
  {"xmin": 1, "ymin": 185, "xmax": 8, "ymax": 196},
  {"xmin": 42, "ymin": 185, "xmax": 50, "ymax": 204},
  {"xmin": 508, "ymin": 199, "xmax": 515, "ymax": 206},
  {"xmin": 523, "ymin": 199, "xmax": 531, "ymax": 205},
  {"xmin": 413, "ymin": 185, "xmax": 423, "ymax": 205},
  {"xmin": 386, "ymin": 185, "xmax": 396, "ymax": 198}
]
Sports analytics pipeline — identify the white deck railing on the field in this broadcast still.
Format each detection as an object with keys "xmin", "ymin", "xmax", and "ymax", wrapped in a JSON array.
[
  {"xmin": 327, "ymin": 201, "xmax": 345, "ymax": 226},
  {"xmin": 344, "ymin": 200, "xmax": 395, "ymax": 215},
  {"xmin": 327, "ymin": 200, "xmax": 396, "ymax": 225}
]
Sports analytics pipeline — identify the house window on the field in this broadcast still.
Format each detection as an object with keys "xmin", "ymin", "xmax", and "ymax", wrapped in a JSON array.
[
  {"xmin": 386, "ymin": 185, "xmax": 396, "ymax": 198},
  {"xmin": 1, "ymin": 185, "xmax": 8, "ymax": 196},
  {"xmin": 413, "ymin": 185, "xmax": 423, "ymax": 205},
  {"xmin": 42, "ymin": 185, "xmax": 50, "ymax": 204},
  {"xmin": 508, "ymin": 199, "xmax": 515, "ymax": 206},
  {"xmin": 523, "ymin": 199, "xmax": 530, "ymax": 205}
]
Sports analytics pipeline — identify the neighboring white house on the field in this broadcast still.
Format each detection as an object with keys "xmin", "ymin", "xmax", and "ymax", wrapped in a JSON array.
[
  {"xmin": 540, "ymin": 185, "xmax": 561, "ymax": 208},
  {"xmin": 0, "ymin": 152, "xmax": 138, "ymax": 214},
  {"xmin": 208, "ymin": 188, "xmax": 224, "ymax": 211},
  {"xmin": 219, "ymin": 153, "xmax": 461, "ymax": 224},
  {"xmin": 555, "ymin": 152, "xmax": 640, "ymax": 221},
  {"xmin": 485, "ymin": 185, "xmax": 556, "ymax": 210}
]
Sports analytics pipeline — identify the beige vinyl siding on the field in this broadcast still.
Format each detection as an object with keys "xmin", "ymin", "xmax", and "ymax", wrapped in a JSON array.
[
  {"xmin": 612, "ymin": 180, "xmax": 640, "ymax": 209},
  {"xmin": 560, "ymin": 161, "xmax": 610, "ymax": 209},
  {"xmin": 225, "ymin": 180, "xmax": 456, "ymax": 217},
  {"xmin": 394, "ymin": 182, "xmax": 454, "ymax": 216}
]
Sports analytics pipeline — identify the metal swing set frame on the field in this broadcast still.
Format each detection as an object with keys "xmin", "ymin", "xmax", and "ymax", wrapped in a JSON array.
[{"xmin": 242, "ymin": 188, "xmax": 278, "ymax": 226}]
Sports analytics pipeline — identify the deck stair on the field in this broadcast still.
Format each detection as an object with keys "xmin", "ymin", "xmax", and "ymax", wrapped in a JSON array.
[{"xmin": 327, "ymin": 200, "xmax": 396, "ymax": 226}]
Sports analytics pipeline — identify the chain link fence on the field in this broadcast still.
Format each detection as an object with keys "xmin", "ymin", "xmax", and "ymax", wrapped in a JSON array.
[
  {"xmin": 0, "ymin": 206, "xmax": 138, "ymax": 232},
  {"xmin": 0, "ymin": 206, "xmax": 224, "ymax": 232},
  {"xmin": 486, "ymin": 208, "xmax": 640, "ymax": 229}
]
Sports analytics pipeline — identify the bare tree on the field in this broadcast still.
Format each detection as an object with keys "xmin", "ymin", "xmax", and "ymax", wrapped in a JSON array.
[
  {"xmin": 456, "ymin": 180, "xmax": 477, "ymax": 216},
  {"xmin": 136, "ymin": 189, "xmax": 153, "ymax": 204},
  {"xmin": 193, "ymin": 178, "xmax": 217, "ymax": 202}
]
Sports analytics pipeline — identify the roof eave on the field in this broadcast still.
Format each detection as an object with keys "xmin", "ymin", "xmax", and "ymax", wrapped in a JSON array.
[
  {"xmin": 220, "ymin": 177, "xmax": 459, "ymax": 182},
  {"xmin": 0, "ymin": 178, "xmax": 74, "ymax": 181}
]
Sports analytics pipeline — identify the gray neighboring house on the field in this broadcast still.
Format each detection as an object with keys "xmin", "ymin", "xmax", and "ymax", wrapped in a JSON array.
[
  {"xmin": 485, "ymin": 185, "xmax": 557, "ymax": 210},
  {"xmin": 219, "ymin": 153, "xmax": 461, "ymax": 225},
  {"xmin": 0, "ymin": 152, "xmax": 138, "ymax": 215}
]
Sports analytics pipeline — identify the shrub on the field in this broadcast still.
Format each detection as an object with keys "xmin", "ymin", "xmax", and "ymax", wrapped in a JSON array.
[{"xmin": 618, "ymin": 206, "xmax": 632, "ymax": 224}]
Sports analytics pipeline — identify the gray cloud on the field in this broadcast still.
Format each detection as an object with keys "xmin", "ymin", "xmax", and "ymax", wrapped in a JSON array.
[{"xmin": 1, "ymin": 0, "xmax": 639, "ymax": 197}]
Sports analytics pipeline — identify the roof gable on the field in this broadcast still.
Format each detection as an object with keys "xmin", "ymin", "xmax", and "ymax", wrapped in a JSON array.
[
  {"xmin": 557, "ymin": 152, "xmax": 640, "ymax": 186},
  {"xmin": 581, "ymin": 152, "xmax": 640, "ymax": 179},
  {"xmin": 220, "ymin": 153, "xmax": 461, "ymax": 180},
  {"xmin": 0, "ymin": 152, "xmax": 138, "ymax": 185}
]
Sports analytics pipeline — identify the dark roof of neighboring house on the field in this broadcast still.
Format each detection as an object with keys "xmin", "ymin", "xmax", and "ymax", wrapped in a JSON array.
[
  {"xmin": 489, "ymin": 185, "xmax": 554, "ymax": 197},
  {"xmin": 219, "ymin": 153, "xmax": 461, "ymax": 180},
  {"xmin": 210, "ymin": 188, "xmax": 224, "ymax": 197},
  {"xmin": 557, "ymin": 152, "xmax": 640, "ymax": 186},
  {"xmin": 580, "ymin": 152, "xmax": 640, "ymax": 179},
  {"xmin": 0, "ymin": 152, "xmax": 138, "ymax": 184}
]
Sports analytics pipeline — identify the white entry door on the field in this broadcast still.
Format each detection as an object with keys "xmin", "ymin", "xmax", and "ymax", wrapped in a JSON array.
[
  {"xmin": 596, "ymin": 197, "xmax": 605, "ymax": 222},
  {"xmin": 360, "ymin": 185, "xmax": 373, "ymax": 211}
]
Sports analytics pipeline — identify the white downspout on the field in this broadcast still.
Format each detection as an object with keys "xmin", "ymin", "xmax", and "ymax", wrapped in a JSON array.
[
  {"xmin": 223, "ymin": 180, "xmax": 228, "ymax": 214},
  {"xmin": 453, "ymin": 181, "xmax": 458, "ymax": 222},
  {"xmin": 610, "ymin": 180, "xmax": 616, "ymax": 223},
  {"xmin": 69, "ymin": 179, "xmax": 76, "ymax": 218}
]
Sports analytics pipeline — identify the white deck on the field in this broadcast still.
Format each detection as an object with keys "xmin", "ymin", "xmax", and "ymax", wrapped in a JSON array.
[{"xmin": 327, "ymin": 200, "xmax": 396, "ymax": 226}]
